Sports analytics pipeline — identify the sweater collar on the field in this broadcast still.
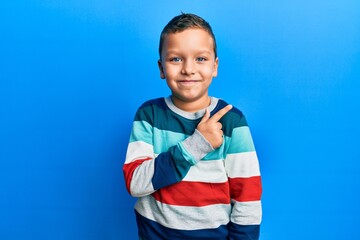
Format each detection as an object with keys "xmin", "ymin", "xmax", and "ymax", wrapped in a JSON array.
[{"xmin": 164, "ymin": 96, "xmax": 219, "ymax": 120}]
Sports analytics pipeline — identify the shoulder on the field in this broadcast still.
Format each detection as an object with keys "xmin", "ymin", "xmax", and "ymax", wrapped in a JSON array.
[
  {"xmin": 135, "ymin": 97, "xmax": 167, "ymax": 122},
  {"xmin": 213, "ymin": 98, "xmax": 248, "ymax": 128},
  {"xmin": 215, "ymin": 99, "xmax": 244, "ymax": 118},
  {"xmin": 138, "ymin": 97, "xmax": 167, "ymax": 110}
]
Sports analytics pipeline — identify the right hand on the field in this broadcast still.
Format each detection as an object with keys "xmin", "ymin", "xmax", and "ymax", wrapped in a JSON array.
[{"xmin": 196, "ymin": 105, "xmax": 233, "ymax": 149}]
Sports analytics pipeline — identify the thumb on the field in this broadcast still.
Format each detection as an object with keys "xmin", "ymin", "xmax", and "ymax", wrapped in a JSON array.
[{"xmin": 199, "ymin": 108, "xmax": 210, "ymax": 124}]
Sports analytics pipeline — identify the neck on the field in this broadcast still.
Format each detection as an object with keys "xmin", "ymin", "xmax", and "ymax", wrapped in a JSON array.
[{"xmin": 171, "ymin": 95, "xmax": 211, "ymax": 112}]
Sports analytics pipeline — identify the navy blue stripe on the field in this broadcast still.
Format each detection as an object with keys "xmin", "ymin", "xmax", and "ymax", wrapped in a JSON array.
[
  {"xmin": 228, "ymin": 221, "xmax": 260, "ymax": 240},
  {"xmin": 152, "ymin": 145, "xmax": 192, "ymax": 190},
  {"xmin": 152, "ymin": 151, "xmax": 179, "ymax": 190},
  {"xmin": 214, "ymin": 100, "xmax": 249, "ymax": 136},
  {"xmin": 139, "ymin": 97, "xmax": 168, "ymax": 110},
  {"xmin": 135, "ymin": 98, "xmax": 248, "ymax": 137},
  {"xmin": 135, "ymin": 100, "xmax": 199, "ymax": 135},
  {"xmin": 136, "ymin": 211, "xmax": 229, "ymax": 240}
]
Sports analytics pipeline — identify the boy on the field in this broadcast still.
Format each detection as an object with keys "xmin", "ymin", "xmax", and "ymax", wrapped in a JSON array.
[{"xmin": 123, "ymin": 13, "xmax": 262, "ymax": 240}]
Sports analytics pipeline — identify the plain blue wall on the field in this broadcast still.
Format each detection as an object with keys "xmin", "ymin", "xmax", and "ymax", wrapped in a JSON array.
[{"xmin": 1, "ymin": 1, "xmax": 360, "ymax": 239}]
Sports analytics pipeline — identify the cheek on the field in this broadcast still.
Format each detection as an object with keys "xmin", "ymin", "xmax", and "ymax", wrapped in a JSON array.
[
  {"xmin": 202, "ymin": 67, "xmax": 217, "ymax": 77},
  {"xmin": 163, "ymin": 65, "xmax": 178, "ymax": 78}
]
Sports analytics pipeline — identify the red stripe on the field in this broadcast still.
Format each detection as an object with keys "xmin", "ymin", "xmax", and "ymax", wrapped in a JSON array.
[
  {"xmin": 123, "ymin": 157, "xmax": 152, "ymax": 193},
  {"xmin": 229, "ymin": 176, "xmax": 262, "ymax": 202},
  {"xmin": 152, "ymin": 181, "xmax": 231, "ymax": 207}
]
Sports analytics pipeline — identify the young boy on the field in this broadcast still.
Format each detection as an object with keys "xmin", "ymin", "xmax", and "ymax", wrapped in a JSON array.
[{"xmin": 123, "ymin": 13, "xmax": 262, "ymax": 240}]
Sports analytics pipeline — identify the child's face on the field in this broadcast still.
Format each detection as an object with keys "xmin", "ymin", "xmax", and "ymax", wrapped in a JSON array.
[{"xmin": 158, "ymin": 28, "xmax": 218, "ymax": 110}]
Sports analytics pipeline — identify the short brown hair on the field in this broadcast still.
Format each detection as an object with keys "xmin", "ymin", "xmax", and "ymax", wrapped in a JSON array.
[{"xmin": 159, "ymin": 13, "xmax": 217, "ymax": 59}]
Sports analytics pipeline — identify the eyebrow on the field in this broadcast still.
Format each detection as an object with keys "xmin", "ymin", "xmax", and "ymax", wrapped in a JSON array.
[{"xmin": 165, "ymin": 50, "xmax": 213, "ymax": 55}]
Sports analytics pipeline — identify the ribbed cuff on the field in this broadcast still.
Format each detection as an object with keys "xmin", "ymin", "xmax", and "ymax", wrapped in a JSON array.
[{"xmin": 181, "ymin": 129, "xmax": 214, "ymax": 162}]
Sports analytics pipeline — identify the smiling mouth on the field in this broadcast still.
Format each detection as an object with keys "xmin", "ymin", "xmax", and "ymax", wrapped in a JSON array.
[
  {"xmin": 178, "ymin": 80, "xmax": 200, "ymax": 83},
  {"xmin": 177, "ymin": 80, "xmax": 199, "ymax": 86}
]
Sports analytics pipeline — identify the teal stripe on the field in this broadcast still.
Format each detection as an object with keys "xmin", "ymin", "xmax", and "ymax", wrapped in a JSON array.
[
  {"xmin": 130, "ymin": 122, "xmax": 199, "ymax": 159},
  {"xmin": 136, "ymin": 103, "xmax": 199, "ymax": 135},
  {"xmin": 130, "ymin": 121, "xmax": 153, "ymax": 145},
  {"xmin": 177, "ymin": 142, "xmax": 197, "ymax": 165},
  {"xmin": 152, "ymin": 128, "xmax": 188, "ymax": 155},
  {"xmin": 227, "ymin": 126, "xmax": 255, "ymax": 154},
  {"xmin": 153, "ymin": 127, "xmax": 225, "ymax": 162},
  {"xmin": 203, "ymin": 143, "xmax": 226, "ymax": 160},
  {"xmin": 130, "ymin": 122, "xmax": 255, "ymax": 160}
]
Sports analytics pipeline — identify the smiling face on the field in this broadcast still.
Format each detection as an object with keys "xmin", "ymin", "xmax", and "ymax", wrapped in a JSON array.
[{"xmin": 158, "ymin": 28, "xmax": 219, "ymax": 112}]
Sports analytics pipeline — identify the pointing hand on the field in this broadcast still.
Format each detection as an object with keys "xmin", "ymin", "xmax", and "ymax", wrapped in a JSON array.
[{"xmin": 196, "ymin": 105, "xmax": 233, "ymax": 149}]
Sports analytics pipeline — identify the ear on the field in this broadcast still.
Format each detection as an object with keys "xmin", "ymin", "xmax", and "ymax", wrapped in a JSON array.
[
  {"xmin": 158, "ymin": 60, "xmax": 165, "ymax": 79},
  {"xmin": 212, "ymin": 57, "xmax": 219, "ymax": 78}
]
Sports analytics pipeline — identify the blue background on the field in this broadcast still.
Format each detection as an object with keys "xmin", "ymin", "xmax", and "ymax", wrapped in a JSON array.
[{"xmin": 1, "ymin": 1, "xmax": 360, "ymax": 239}]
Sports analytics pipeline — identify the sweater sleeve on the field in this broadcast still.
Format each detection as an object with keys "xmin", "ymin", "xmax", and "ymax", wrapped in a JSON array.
[
  {"xmin": 225, "ymin": 115, "xmax": 262, "ymax": 240},
  {"xmin": 123, "ymin": 108, "xmax": 213, "ymax": 197}
]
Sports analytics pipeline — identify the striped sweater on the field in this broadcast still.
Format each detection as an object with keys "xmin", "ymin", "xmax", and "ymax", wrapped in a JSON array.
[{"xmin": 123, "ymin": 97, "xmax": 262, "ymax": 240}]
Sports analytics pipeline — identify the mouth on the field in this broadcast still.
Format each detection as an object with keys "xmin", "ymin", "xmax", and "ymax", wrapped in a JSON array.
[
  {"xmin": 177, "ymin": 80, "xmax": 200, "ymax": 83},
  {"xmin": 176, "ymin": 80, "xmax": 200, "ymax": 87}
]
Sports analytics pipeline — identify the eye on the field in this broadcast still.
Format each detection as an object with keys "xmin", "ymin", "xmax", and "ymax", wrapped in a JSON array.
[
  {"xmin": 196, "ymin": 57, "xmax": 207, "ymax": 62},
  {"xmin": 170, "ymin": 57, "xmax": 182, "ymax": 62}
]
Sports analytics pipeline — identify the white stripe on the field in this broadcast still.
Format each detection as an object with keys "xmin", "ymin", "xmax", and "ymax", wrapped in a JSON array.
[
  {"xmin": 225, "ymin": 151, "xmax": 260, "ymax": 178},
  {"xmin": 183, "ymin": 160, "xmax": 228, "ymax": 183},
  {"xmin": 130, "ymin": 159, "xmax": 156, "ymax": 197},
  {"xmin": 230, "ymin": 200, "xmax": 262, "ymax": 225},
  {"xmin": 135, "ymin": 196, "xmax": 231, "ymax": 230},
  {"xmin": 125, "ymin": 141, "xmax": 154, "ymax": 164}
]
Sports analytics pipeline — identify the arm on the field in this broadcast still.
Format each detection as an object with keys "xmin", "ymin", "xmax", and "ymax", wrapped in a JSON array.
[
  {"xmin": 225, "ymin": 116, "xmax": 262, "ymax": 240},
  {"xmin": 123, "ymin": 107, "xmax": 213, "ymax": 197}
]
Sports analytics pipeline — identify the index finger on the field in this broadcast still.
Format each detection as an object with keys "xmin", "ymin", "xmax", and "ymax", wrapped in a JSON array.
[{"xmin": 209, "ymin": 104, "xmax": 233, "ymax": 122}]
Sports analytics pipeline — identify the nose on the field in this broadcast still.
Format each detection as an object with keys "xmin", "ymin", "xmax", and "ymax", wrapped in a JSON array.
[{"xmin": 181, "ymin": 60, "xmax": 195, "ymax": 75}]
